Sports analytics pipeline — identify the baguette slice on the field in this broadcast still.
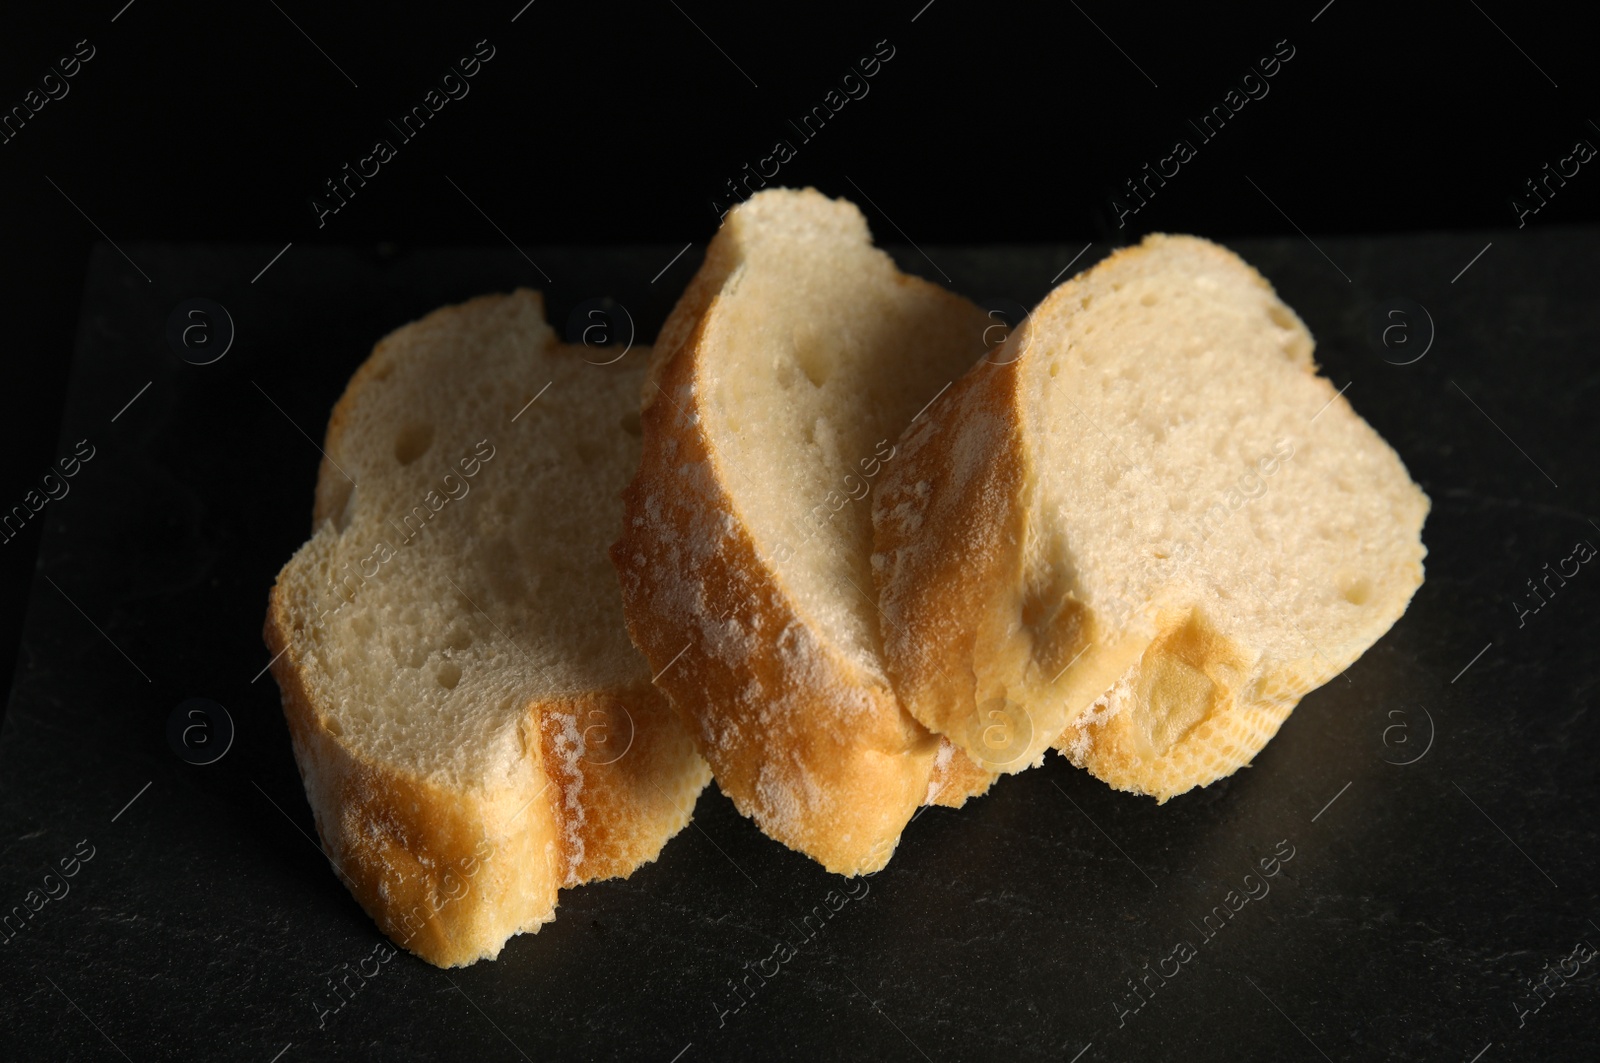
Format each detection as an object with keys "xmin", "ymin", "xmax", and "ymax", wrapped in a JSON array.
[
  {"xmin": 872, "ymin": 234, "xmax": 1429, "ymax": 799},
  {"xmin": 264, "ymin": 291, "xmax": 710, "ymax": 967},
  {"xmin": 611, "ymin": 188, "xmax": 996, "ymax": 875}
]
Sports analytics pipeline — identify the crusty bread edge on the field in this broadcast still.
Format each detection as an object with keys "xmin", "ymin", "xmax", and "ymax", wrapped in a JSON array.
[
  {"xmin": 615, "ymin": 193, "xmax": 994, "ymax": 873},
  {"xmin": 875, "ymin": 234, "xmax": 1429, "ymax": 797},
  {"xmin": 264, "ymin": 292, "xmax": 712, "ymax": 965},
  {"xmin": 616, "ymin": 308, "xmax": 939, "ymax": 876},
  {"xmin": 871, "ymin": 285, "xmax": 1150, "ymax": 773},
  {"xmin": 1048, "ymin": 235, "xmax": 1429, "ymax": 798},
  {"xmin": 263, "ymin": 595, "xmax": 563, "ymax": 967}
]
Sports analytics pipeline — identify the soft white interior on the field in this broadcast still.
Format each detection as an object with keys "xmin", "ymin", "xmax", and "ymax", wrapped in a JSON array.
[
  {"xmin": 277, "ymin": 292, "xmax": 651, "ymax": 790},
  {"xmin": 1022, "ymin": 236, "xmax": 1428, "ymax": 723},
  {"xmin": 698, "ymin": 189, "xmax": 993, "ymax": 671}
]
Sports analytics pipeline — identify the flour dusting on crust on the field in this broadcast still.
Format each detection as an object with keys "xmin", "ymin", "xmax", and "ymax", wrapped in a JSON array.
[
  {"xmin": 547, "ymin": 712, "xmax": 588, "ymax": 888},
  {"xmin": 1063, "ymin": 670, "xmax": 1135, "ymax": 764}
]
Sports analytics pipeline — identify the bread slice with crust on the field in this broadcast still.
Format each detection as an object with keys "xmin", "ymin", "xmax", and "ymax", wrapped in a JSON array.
[
  {"xmin": 264, "ymin": 290, "xmax": 710, "ymax": 967},
  {"xmin": 611, "ymin": 187, "xmax": 996, "ymax": 876},
  {"xmin": 871, "ymin": 234, "xmax": 1429, "ymax": 800}
]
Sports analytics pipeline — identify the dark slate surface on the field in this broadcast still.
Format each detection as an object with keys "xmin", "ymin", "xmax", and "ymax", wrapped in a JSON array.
[{"xmin": 0, "ymin": 234, "xmax": 1596, "ymax": 1062}]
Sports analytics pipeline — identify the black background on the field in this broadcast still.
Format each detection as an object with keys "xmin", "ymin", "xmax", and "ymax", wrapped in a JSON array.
[{"xmin": 1, "ymin": 2, "xmax": 1597, "ymax": 1060}]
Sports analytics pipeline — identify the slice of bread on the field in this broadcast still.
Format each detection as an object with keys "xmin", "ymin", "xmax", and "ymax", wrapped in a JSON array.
[
  {"xmin": 872, "ymin": 234, "xmax": 1429, "ymax": 800},
  {"xmin": 611, "ymin": 188, "xmax": 997, "ymax": 875},
  {"xmin": 264, "ymin": 291, "xmax": 710, "ymax": 967}
]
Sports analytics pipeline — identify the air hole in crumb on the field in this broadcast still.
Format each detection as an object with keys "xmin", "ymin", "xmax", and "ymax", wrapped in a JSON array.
[
  {"xmin": 326, "ymin": 480, "xmax": 356, "ymax": 532},
  {"xmin": 325, "ymin": 717, "xmax": 344, "ymax": 736},
  {"xmin": 436, "ymin": 661, "xmax": 462, "ymax": 689},
  {"xmin": 1080, "ymin": 295, "xmax": 1094, "ymax": 310},
  {"xmin": 619, "ymin": 410, "xmax": 642, "ymax": 437},
  {"xmin": 1267, "ymin": 305, "xmax": 1297, "ymax": 331},
  {"xmin": 1140, "ymin": 292, "xmax": 1159, "ymax": 307},
  {"xmin": 395, "ymin": 424, "xmax": 434, "ymax": 466},
  {"xmin": 1048, "ymin": 361, "xmax": 1060, "ymax": 378},
  {"xmin": 793, "ymin": 334, "xmax": 832, "ymax": 388},
  {"xmin": 1340, "ymin": 576, "xmax": 1373, "ymax": 606},
  {"xmin": 351, "ymin": 613, "xmax": 376, "ymax": 638},
  {"xmin": 775, "ymin": 361, "xmax": 797, "ymax": 389},
  {"xmin": 445, "ymin": 625, "xmax": 473, "ymax": 650}
]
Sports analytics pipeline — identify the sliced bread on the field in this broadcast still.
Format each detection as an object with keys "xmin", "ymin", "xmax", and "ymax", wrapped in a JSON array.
[
  {"xmin": 264, "ymin": 290, "xmax": 710, "ymax": 966},
  {"xmin": 611, "ymin": 188, "xmax": 997, "ymax": 875},
  {"xmin": 871, "ymin": 234, "xmax": 1429, "ymax": 800}
]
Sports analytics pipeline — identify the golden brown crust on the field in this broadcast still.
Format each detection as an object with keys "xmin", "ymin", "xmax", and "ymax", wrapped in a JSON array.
[
  {"xmin": 264, "ymin": 595, "xmax": 560, "ymax": 967},
  {"xmin": 1052, "ymin": 606, "xmax": 1272, "ymax": 800},
  {"xmin": 925, "ymin": 737, "xmax": 999, "ymax": 806},
  {"xmin": 1060, "ymin": 686, "xmax": 1300, "ymax": 803},
  {"xmin": 872, "ymin": 347, "xmax": 1143, "ymax": 773},
  {"xmin": 613, "ymin": 324, "xmax": 946, "ymax": 875},
  {"xmin": 268, "ymin": 588, "xmax": 709, "ymax": 966},
  {"xmin": 537, "ymin": 686, "xmax": 712, "ymax": 884},
  {"xmin": 871, "ymin": 358, "xmax": 1035, "ymax": 769}
]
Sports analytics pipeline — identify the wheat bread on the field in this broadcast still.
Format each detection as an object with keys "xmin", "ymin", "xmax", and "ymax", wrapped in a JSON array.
[
  {"xmin": 871, "ymin": 234, "xmax": 1429, "ymax": 800},
  {"xmin": 611, "ymin": 188, "xmax": 996, "ymax": 875},
  {"xmin": 264, "ymin": 290, "xmax": 710, "ymax": 966}
]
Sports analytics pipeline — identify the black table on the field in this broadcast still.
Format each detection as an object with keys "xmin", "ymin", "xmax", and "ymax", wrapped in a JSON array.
[{"xmin": 1, "ymin": 232, "xmax": 1595, "ymax": 1061}]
